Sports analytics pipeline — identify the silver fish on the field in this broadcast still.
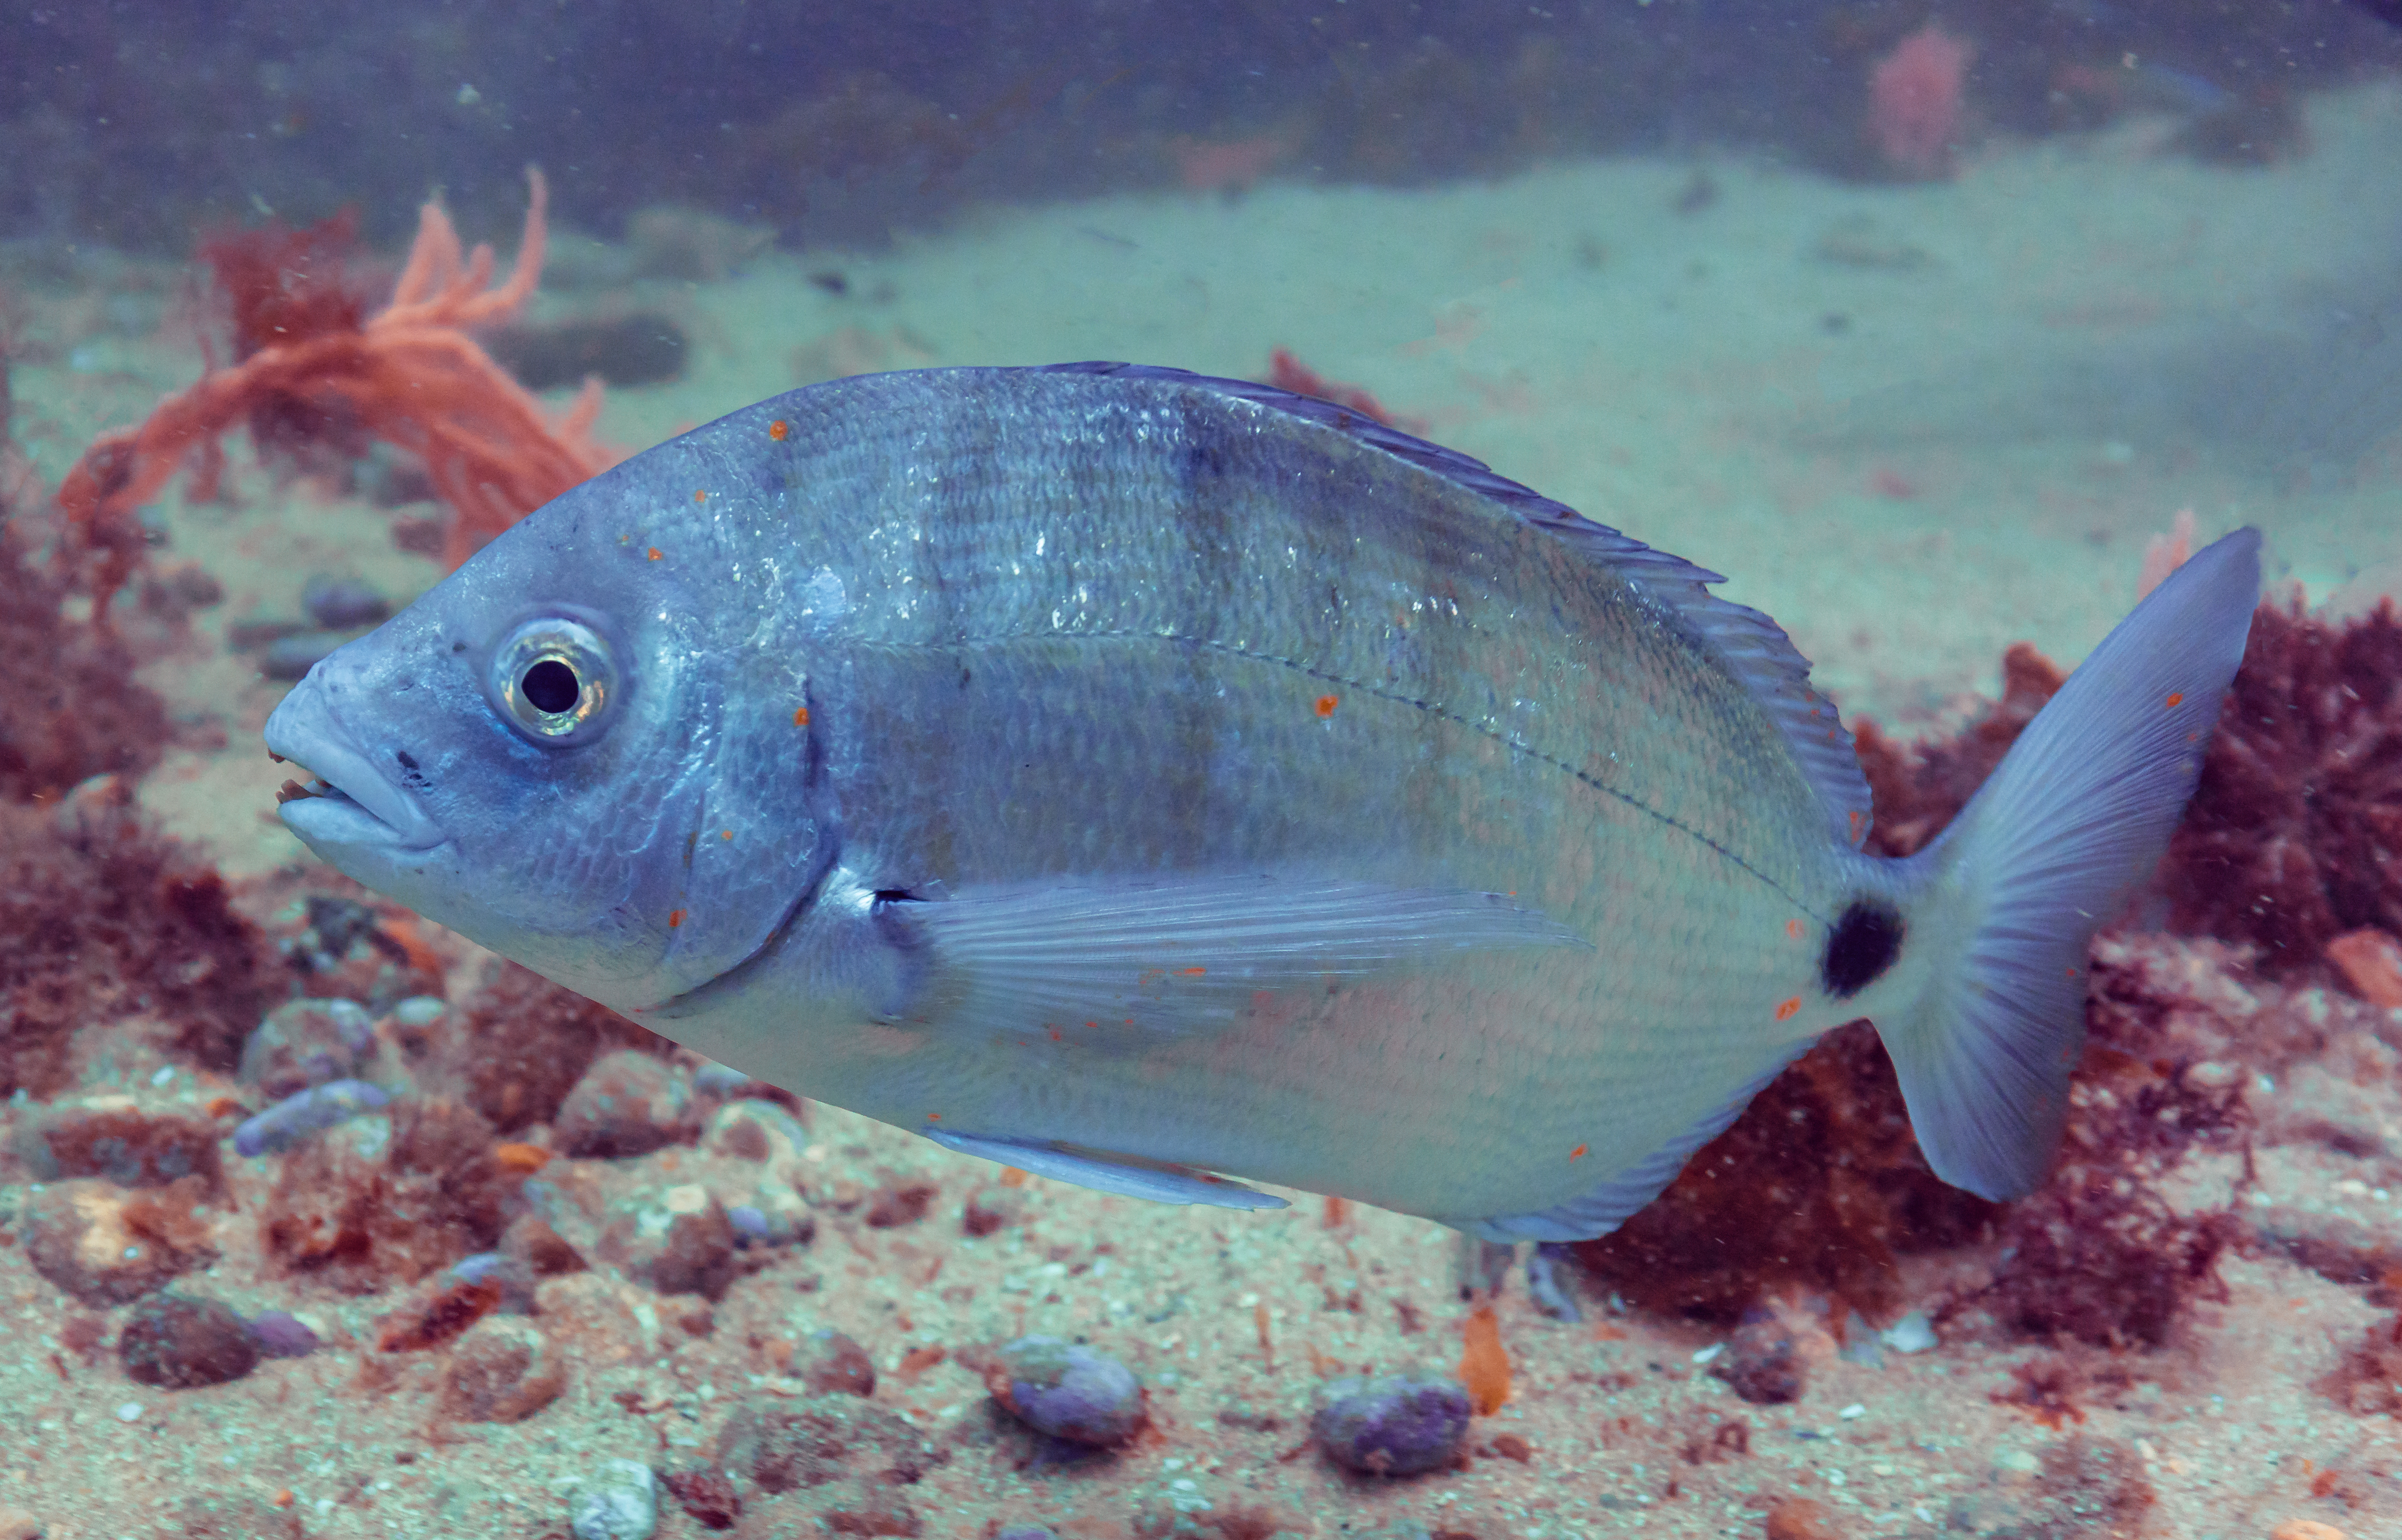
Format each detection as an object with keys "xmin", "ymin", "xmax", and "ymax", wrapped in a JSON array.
[{"xmin": 264, "ymin": 364, "xmax": 2260, "ymax": 1240}]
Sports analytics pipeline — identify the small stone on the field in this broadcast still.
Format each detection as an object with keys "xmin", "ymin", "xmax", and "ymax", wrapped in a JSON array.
[
  {"xmin": 245, "ymin": 1310, "xmax": 321, "ymax": 1359},
  {"xmin": 715, "ymin": 1393, "xmax": 944, "ymax": 1493},
  {"xmin": 233, "ymin": 1079, "xmax": 391, "ymax": 1158},
  {"xmin": 988, "ymin": 1336, "xmax": 1146, "ymax": 1448},
  {"xmin": 119, "ymin": 1292, "xmax": 261, "ymax": 1389},
  {"xmin": 1312, "ymin": 1371, "xmax": 1471, "ymax": 1476},
  {"xmin": 391, "ymin": 995, "xmax": 448, "ymax": 1028},
  {"xmin": 0, "ymin": 1504, "xmax": 41, "ymax": 1540},
  {"xmin": 660, "ymin": 1467, "xmax": 741, "ymax": 1531},
  {"xmin": 439, "ymin": 1318, "xmax": 568, "ymax": 1422},
  {"xmin": 2270, "ymin": 1522, "xmax": 2349, "ymax": 1540},
  {"xmin": 960, "ymin": 1187, "xmax": 1024, "ymax": 1237},
  {"xmin": 500, "ymin": 1212, "xmax": 588, "ymax": 1276},
  {"xmin": 301, "ymin": 575, "xmax": 392, "ymax": 630},
  {"xmin": 24, "ymin": 1179, "xmax": 212, "ymax": 1305},
  {"xmin": 239, "ymin": 998, "xmax": 377, "ymax": 1099},
  {"xmin": 791, "ymin": 1328, "xmax": 876, "ymax": 1397},
  {"xmin": 1713, "ymin": 1308, "xmax": 1805, "ymax": 1405},
  {"xmin": 570, "ymin": 1459, "xmax": 659, "ymax": 1540},
  {"xmin": 1879, "ymin": 1311, "xmax": 1936, "ymax": 1354},
  {"xmin": 597, "ymin": 1184, "xmax": 739, "ymax": 1299},
  {"xmin": 1763, "ymin": 1496, "xmax": 1839, "ymax": 1540},
  {"xmin": 15, "ymin": 1099, "xmax": 224, "ymax": 1191},
  {"xmin": 556, "ymin": 1051, "xmax": 697, "ymax": 1158}
]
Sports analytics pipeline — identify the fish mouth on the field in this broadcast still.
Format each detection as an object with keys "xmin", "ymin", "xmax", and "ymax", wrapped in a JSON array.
[{"xmin": 263, "ymin": 686, "xmax": 446, "ymax": 854}]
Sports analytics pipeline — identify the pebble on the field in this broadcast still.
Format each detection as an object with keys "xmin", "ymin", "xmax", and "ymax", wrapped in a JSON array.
[
  {"xmin": 245, "ymin": 1309, "xmax": 321, "ymax": 1359},
  {"xmin": 789, "ymin": 1327, "xmax": 876, "ymax": 1397},
  {"xmin": 2269, "ymin": 1524, "xmax": 2346, "ymax": 1540},
  {"xmin": 440, "ymin": 1318, "xmax": 568, "ymax": 1423},
  {"xmin": 301, "ymin": 575, "xmax": 393, "ymax": 630},
  {"xmin": 660, "ymin": 1466, "xmax": 741, "ymax": 1530},
  {"xmin": 240, "ymin": 997, "xmax": 378, "ymax": 1097},
  {"xmin": 23, "ymin": 1179, "xmax": 210, "ymax": 1305},
  {"xmin": 988, "ymin": 1336, "xmax": 1147, "ymax": 1448},
  {"xmin": 570, "ymin": 1459, "xmax": 659, "ymax": 1540},
  {"xmin": 597, "ymin": 1184, "xmax": 739, "ymax": 1299},
  {"xmin": 1880, "ymin": 1311, "xmax": 1937, "ymax": 1354},
  {"xmin": 714, "ymin": 1393, "xmax": 942, "ymax": 1494},
  {"xmin": 1712, "ymin": 1308, "xmax": 1805, "ymax": 1405},
  {"xmin": 119, "ymin": 1292, "xmax": 261, "ymax": 1389},
  {"xmin": 16, "ymin": 1098, "xmax": 223, "ymax": 1190},
  {"xmin": 556, "ymin": 1051, "xmax": 697, "ymax": 1158},
  {"xmin": 1312, "ymin": 1371, "xmax": 1472, "ymax": 1476},
  {"xmin": 233, "ymin": 1078, "xmax": 391, "ymax": 1157},
  {"xmin": 392, "ymin": 994, "xmax": 449, "ymax": 1028}
]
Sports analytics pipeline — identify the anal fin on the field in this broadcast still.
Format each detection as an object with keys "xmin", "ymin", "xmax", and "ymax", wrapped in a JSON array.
[{"xmin": 925, "ymin": 1128, "xmax": 1289, "ymax": 1211}]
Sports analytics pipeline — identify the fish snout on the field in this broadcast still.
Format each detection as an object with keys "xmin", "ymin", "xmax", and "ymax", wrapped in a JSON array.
[{"xmin": 264, "ymin": 667, "xmax": 446, "ymax": 854}]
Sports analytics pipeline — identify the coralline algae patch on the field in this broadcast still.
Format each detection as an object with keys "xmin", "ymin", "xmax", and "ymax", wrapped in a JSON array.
[{"xmin": 1, "ymin": 949, "xmax": 2400, "ymax": 1540}]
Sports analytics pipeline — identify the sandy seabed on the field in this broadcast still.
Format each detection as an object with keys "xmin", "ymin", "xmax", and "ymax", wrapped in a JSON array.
[{"xmin": 3, "ymin": 82, "xmax": 2401, "ymax": 1540}]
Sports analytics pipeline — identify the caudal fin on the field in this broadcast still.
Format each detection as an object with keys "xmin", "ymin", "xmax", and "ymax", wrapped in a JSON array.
[{"xmin": 1877, "ymin": 529, "xmax": 2261, "ymax": 1200}]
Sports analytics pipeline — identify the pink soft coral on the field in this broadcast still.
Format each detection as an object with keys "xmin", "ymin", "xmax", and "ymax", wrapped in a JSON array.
[{"xmin": 58, "ymin": 169, "xmax": 615, "ymax": 620}]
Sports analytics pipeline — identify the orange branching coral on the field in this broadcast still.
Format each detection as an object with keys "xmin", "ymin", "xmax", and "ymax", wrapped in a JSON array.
[{"xmin": 57, "ymin": 168, "xmax": 614, "ymax": 619}]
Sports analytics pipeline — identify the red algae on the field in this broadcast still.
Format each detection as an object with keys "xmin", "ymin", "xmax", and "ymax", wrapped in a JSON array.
[
  {"xmin": 0, "ymin": 784, "xmax": 274, "ymax": 1098},
  {"xmin": 2162, "ymin": 597, "xmax": 2402, "ymax": 978},
  {"xmin": 55, "ymin": 169, "xmax": 616, "ymax": 618}
]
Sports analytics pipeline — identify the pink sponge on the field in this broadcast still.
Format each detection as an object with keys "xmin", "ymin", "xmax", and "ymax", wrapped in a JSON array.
[{"xmin": 1870, "ymin": 23, "xmax": 1972, "ymax": 179}]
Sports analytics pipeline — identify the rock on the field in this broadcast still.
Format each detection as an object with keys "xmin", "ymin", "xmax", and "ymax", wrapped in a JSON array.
[
  {"xmin": 233, "ymin": 1079, "xmax": 391, "ymax": 1158},
  {"xmin": 0, "ymin": 1506, "xmax": 41, "ymax": 1540},
  {"xmin": 1763, "ymin": 1497, "xmax": 1838, "ymax": 1540},
  {"xmin": 239, "ymin": 997, "xmax": 377, "ymax": 1098},
  {"xmin": 1712, "ymin": 1309, "xmax": 1805, "ymax": 1405},
  {"xmin": 556, "ymin": 1051, "xmax": 696, "ymax": 1158},
  {"xmin": 119, "ymin": 1292, "xmax": 261, "ymax": 1388},
  {"xmin": 597, "ymin": 1184, "xmax": 739, "ymax": 1299},
  {"xmin": 1312, "ymin": 1372, "xmax": 1472, "ymax": 1476},
  {"xmin": 301, "ymin": 576, "xmax": 391, "ymax": 630},
  {"xmin": 987, "ymin": 1336, "xmax": 1145, "ymax": 1448},
  {"xmin": 659, "ymin": 1467, "xmax": 741, "ymax": 1530},
  {"xmin": 533, "ymin": 1273, "xmax": 663, "ymax": 1365},
  {"xmin": 790, "ymin": 1328, "xmax": 876, "ymax": 1397},
  {"xmin": 24, "ymin": 1179, "xmax": 212, "ymax": 1305},
  {"xmin": 500, "ymin": 1212, "xmax": 588, "ymax": 1276},
  {"xmin": 439, "ymin": 1318, "xmax": 568, "ymax": 1422},
  {"xmin": 714, "ymin": 1393, "xmax": 943, "ymax": 1494},
  {"xmin": 245, "ymin": 1310, "xmax": 321, "ymax": 1359},
  {"xmin": 570, "ymin": 1459, "xmax": 658, "ymax": 1540},
  {"xmin": 16, "ymin": 1098, "xmax": 223, "ymax": 1191}
]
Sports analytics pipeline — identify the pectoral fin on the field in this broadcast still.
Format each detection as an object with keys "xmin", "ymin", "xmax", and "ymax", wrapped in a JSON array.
[
  {"xmin": 887, "ymin": 872, "xmax": 1585, "ymax": 1047},
  {"xmin": 925, "ymin": 1128, "xmax": 1289, "ymax": 1210}
]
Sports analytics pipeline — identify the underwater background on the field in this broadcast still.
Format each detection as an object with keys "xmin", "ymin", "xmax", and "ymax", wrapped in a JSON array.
[{"xmin": 5, "ymin": 3, "xmax": 2402, "ymax": 1537}]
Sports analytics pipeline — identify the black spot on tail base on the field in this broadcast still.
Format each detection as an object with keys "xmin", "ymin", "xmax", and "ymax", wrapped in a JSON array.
[{"xmin": 1822, "ymin": 898, "xmax": 1903, "ymax": 999}]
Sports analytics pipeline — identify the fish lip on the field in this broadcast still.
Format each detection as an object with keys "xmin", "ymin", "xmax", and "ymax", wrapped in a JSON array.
[{"xmin": 263, "ymin": 686, "xmax": 446, "ymax": 854}]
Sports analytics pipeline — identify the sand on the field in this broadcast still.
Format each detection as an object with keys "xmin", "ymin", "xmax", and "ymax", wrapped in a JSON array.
[{"xmin": 2, "ymin": 81, "xmax": 2400, "ymax": 1540}]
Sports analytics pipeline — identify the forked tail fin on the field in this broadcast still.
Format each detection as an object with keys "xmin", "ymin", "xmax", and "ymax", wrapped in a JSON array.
[{"xmin": 1875, "ymin": 529, "xmax": 2261, "ymax": 1200}]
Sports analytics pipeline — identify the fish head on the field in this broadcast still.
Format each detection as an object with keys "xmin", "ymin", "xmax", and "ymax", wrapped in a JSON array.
[{"xmin": 264, "ymin": 473, "xmax": 830, "ymax": 1014}]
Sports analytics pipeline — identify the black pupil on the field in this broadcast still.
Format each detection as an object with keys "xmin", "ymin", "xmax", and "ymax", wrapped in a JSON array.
[{"xmin": 522, "ymin": 658, "xmax": 581, "ymax": 715}]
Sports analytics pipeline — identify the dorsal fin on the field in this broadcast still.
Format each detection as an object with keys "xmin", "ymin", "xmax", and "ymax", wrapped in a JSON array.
[{"xmin": 1040, "ymin": 361, "xmax": 1876, "ymax": 850}]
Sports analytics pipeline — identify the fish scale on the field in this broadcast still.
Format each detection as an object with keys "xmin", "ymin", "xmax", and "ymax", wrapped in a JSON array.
[{"xmin": 266, "ymin": 363, "xmax": 2261, "ymax": 1238}]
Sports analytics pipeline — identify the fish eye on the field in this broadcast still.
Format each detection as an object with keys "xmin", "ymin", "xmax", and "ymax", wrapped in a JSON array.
[{"xmin": 490, "ymin": 616, "xmax": 617, "ymax": 744}]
